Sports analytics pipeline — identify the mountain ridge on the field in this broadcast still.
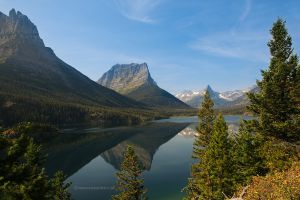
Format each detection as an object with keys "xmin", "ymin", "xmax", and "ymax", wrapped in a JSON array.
[{"xmin": 176, "ymin": 85, "xmax": 258, "ymax": 108}]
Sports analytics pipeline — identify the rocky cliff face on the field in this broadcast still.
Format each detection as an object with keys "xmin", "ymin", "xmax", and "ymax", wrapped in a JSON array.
[
  {"xmin": 0, "ymin": 9, "xmax": 53, "ymax": 63},
  {"xmin": 98, "ymin": 63, "xmax": 157, "ymax": 94},
  {"xmin": 98, "ymin": 63, "xmax": 190, "ymax": 109}
]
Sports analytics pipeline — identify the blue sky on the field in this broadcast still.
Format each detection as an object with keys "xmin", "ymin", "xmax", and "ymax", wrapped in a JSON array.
[{"xmin": 1, "ymin": 0, "xmax": 300, "ymax": 93}]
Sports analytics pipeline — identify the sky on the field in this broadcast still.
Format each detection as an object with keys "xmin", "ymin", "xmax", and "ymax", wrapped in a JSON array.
[{"xmin": 0, "ymin": 0, "xmax": 300, "ymax": 94}]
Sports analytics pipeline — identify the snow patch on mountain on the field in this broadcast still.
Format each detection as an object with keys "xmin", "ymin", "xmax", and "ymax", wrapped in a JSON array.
[{"xmin": 176, "ymin": 85, "xmax": 258, "ymax": 108}]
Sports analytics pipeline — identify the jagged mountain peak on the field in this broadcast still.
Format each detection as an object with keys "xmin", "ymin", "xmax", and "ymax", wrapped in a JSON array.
[
  {"xmin": 205, "ymin": 85, "xmax": 219, "ymax": 96},
  {"xmin": 206, "ymin": 84, "xmax": 213, "ymax": 91},
  {"xmin": 176, "ymin": 85, "xmax": 258, "ymax": 108},
  {"xmin": 0, "ymin": 9, "xmax": 39, "ymax": 36},
  {"xmin": 0, "ymin": 9, "xmax": 46, "ymax": 62},
  {"xmin": 9, "ymin": 8, "xmax": 22, "ymax": 18}
]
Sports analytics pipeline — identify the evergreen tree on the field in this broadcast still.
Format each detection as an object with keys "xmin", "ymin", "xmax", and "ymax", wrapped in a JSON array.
[
  {"xmin": 195, "ymin": 90, "xmax": 215, "ymax": 150},
  {"xmin": 230, "ymin": 124, "xmax": 266, "ymax": 187},
  {"xmin": 247, "ymin": 19, "xmax": 300, "ymax": 141},
  {"xmin": 185, "ymin": 114, "xmax": 233, "ymax": 199},
  {"xmin": 292, "ymin": 63, "xmax": 300, "ymax": 127},
  {"xmin": 50, "ymin": 171, "xmax": 72, "ymax": 200},
  {"xmin": 0, "ymin": 134, "xmax": 71, "ymax": 200},
  {"xmin": 112, "ymin": 146, "xmax": 147, "ymax": 200},
  {"xmin": 203, "ymin": 114, "xmax": 233, "ymax": 199},
  {"xmin": 184, "ymin": 90, "xmax": 215, "ymax": 199}
]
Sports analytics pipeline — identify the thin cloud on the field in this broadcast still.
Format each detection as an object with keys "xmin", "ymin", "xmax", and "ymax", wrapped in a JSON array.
[
  {"xmin": 189, "ymin": 31, "xmax": 269, "ymax": 62},
  {"xmin": 240, "ymin": 0, "xmax": 252, "ymax": 22},
  {"xmin": 112, "ymin": 0, "xmax": 162, "ymax": 24}
]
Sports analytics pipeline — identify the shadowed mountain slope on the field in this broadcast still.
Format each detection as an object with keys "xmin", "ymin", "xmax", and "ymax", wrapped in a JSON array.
[{"xmin": 0, "ymin": 9, "xmax": 149, "ymax": 125}]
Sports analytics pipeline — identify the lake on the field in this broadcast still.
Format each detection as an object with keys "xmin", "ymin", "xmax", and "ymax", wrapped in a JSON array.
[{"xmin": 44, "ymin": 115, "xmax": 250, "ymax": 200}]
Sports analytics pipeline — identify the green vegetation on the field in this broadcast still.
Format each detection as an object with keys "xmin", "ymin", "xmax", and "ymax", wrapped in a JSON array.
[
  {"xmin": 184, "ymin": 90, "xmax": 215, "ymax": 199},
  {"xmin": 0, "ymin": 94, "xmax": 165, "ymax": 127},
  {"xmin": 0, "ymin": 92, "xmax": 194, "ymax": 128},
  {"xmin": 230, "ymin": 125, "xmax": 266, "ymax": 187},
  {"xmin": 228, "ymin": 19, "xmax": 299, "ymax": 198},
  {"xmin": 247, "ymin": 19, "xmax": 300, "ymax": 141},
  {"xmin": 112, "ymin": 146, "xmax": 147, "ymax": 200},
  {"xmin": 0, "ymin": 133, "xmax": 71, "ymax": 200},
  {"xmin": 231, "ymin": 18, "xmax": 300, "ymax": 198},
  {"xmin": 199, "ymin": 114, "xmax": 234, "ymax": 199},
  {"xmin": 185, "ymin": 92, "xmax": 235, "ymax": 199},
  {"xmin": 184, "ymin": 19, "xmax": 300, "ymax": 200},
  {"xmin": 195, "ymin": 91, "xmax": 215, "ymax": 145}
]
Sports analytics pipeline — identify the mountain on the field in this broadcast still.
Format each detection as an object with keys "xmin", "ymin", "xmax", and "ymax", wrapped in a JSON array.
[
  {"xmin": 98, "ymin": 63, "xmax": 157, "ymax": 93},
  {"xmin": 176, "ymin": 85, "xmax": 258, "ymax": 108},
  {"xmin": 176, "ymin": 85, "xmax": 227, "ymax": 108},
  {"xmin": 0, "ymin": 9, "xmax": 147, "ymax": 125},
  {"xmin": 98, "ymin": 63, "xmax": 190, "ymax": 109}
]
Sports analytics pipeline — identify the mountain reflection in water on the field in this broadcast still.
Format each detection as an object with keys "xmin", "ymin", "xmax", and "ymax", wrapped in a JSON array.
[
  {"xmin": 44, "ymin": 122, "xmax": 189, "ymax": 177},
  {"xmin": 43, "ymin": 115, "xmax": 249, "ymax": 200}
]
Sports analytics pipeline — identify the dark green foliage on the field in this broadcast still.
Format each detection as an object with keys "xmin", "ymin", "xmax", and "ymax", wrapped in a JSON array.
[
  {"xmin": 50, "ymin": 171, "xmax": 72, "ymax": 200},
  {"xmin": 184, "ymin": 90, "xmax": 215, "ymax": 199},
  {"xmin": 0, "ymin": 94, "xmax": 170, "ymax": 127},
  {"xmin": 195, "ymin": 90, "xmax": 215, "ymax": 147},
  {"xmin": 257, "ymin": 136, "xmax": 298, "ymax": 172},
  {"xmin": 202, "ymin": 114, "xmax": 233, "ymax": 199},
  {"xmin": 294, "ymin": 64, "xmax": 300, "ymax": 104},
  {"xmin": 247, "ymin": 19, "xmax": 300, "ymax": 141},
  {"xmin": 230, "ymin": 125, "xmax": 266, "ymax": 187},
  {"xmin": 0, "ymin": 91, "xmax": 191, "ymax": 128},
  {"xmin": 230, "ymin": 19, "xmax": 300, "ymax": 197},
  {"xmin": 112, "ymin": 146, "xmax": 147, "ymax": 200},
  {"xmin": 185, "ymin": 114, "xmax": 234, "ymax": 199},
  {"xmin": 0, "ymin": 95, "xmax": 87, "ymax": 126},
  {"xmin": 0, "ymin": 134, "xmax": 71, "ymax": 200},
  {"xmin": 293, "ymin": 63, "xmax": 300, "ymax": 128}
]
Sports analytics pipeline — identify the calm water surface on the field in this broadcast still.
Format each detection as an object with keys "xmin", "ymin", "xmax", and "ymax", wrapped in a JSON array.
[{"xmin": 44, "ymin": 115, "xmax": 250, "ymax": 200}]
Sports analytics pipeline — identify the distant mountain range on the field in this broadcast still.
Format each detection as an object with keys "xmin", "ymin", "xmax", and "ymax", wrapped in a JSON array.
[
  {"xmin": 175, "ymin": 85, "xmax": 259, "ymax": 108},
  {"xmin": 98, "ymin": 63, "xmax": 190, "ymax": 109}
]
